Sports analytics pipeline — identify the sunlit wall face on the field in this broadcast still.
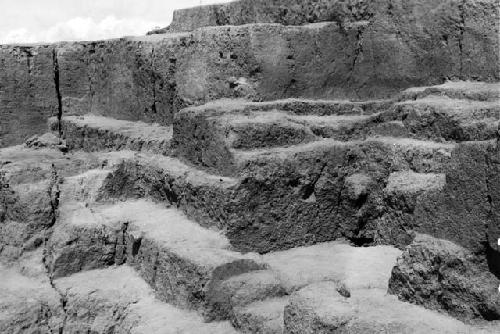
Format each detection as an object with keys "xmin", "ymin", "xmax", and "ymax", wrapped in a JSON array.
[{"xmin": 0, "ymin": 0, "xmax": 233, "ymax": 44}]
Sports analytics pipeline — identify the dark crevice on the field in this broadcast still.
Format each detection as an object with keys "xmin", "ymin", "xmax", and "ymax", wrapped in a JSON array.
[
  {"xmin": 345, "ymin": 25, "xmax": 366, "ymax": 87},
  {"xmin": 483, "ymin": 153, "xmax": 500, "ymax": 278},
  {"xmin": 23, "ymin": 48, "xmax": 35, "ymax": 94},
  {"xmin": 351, "ymin": 28, "xmax": 363, "ymax": 74},
  {"xmin": 350, "ymin": 195, "xmax": 377, "ymax": 247},
  {"xmin": 301, "ymin": 163, "xmax": 327, "ymax": 201},
  {"xmin": 19, "ymin": 47, "xmax": 35, "ymax": 98},
  {"xmin": 150, "ymin": 251, "xmax": 160, "ymax": 285},
  {"xmin": 350, "ymin": 237, "xmax": 375, "ymax": 247},
  {"xmin": 283, "ymin": 78, "xmax": 297, "ymax": 96},
  {"xmin": 48, "ymin": 163, "xmax": 60, "ymax": 228},
  {"xmin": 115, "ymin": 222, "xmax": 130, "ymax": 265},
  {"xmin": 332, "ymin": 176, "xmax": 347, "ymax": 238},
  {"xmin": 283, "ymin": 37, "xmax": 297, "ymax": 97},
  {"xmin": 457, "ymin": 0, "xmax": 466, "ymax": 77},
  {"xmin": 26, "ymin": 56, "xmax": 32, "ymax": 77},
  {"xmin": 484, "ymin": 153, "xmax": 493, "ymax": 215},
  {"xmin": 485, "ymin": 241, "xmax": 500, "ymax": 279},
  {"xmin": 131, "ymin": 237, "xmax": 142, "ymax": 257},
  {"xmin": 354, "ymin": 192, "xmax": 369, "ymax": 209},
  {"xmin": 386, "ymin": 0, "xmax": 403, "ymax": 41},
  {"xmin": 87, "ymin": 43, "xmax": 95, "ymax": 112},
  {"xmin": 165, "ymin": 178, "xmax": 180, "ymax": 206},
  {"xmin": 42, "ymin": 265, "xmax": 68, "ymax": 334},
  {"xmin": 301, "ymin": 183, "xmax": 316, "ymax": 201},
  {"xmin": 151, "ymin": 46, "xmax": 157, "ymax": 115},
  {"xmin": 41, "ymin": 164, "xmax": 66, "ymax": 334},
  {"xmin": 52, "ymin": 48, "xmax": 63, "ymax": 137},
  {"xmin": 0, "ymin": 170, "xmax": 11, "ymax": 223}
]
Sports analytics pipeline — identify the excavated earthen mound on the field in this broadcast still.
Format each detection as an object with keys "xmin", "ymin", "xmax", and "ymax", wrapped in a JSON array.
[{"xmin": 1, "ymin": 0, "xmax": 499, "ymax": 333}]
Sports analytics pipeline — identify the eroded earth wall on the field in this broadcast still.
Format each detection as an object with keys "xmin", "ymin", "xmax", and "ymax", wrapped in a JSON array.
[
  {"xmin": 1, "ymin": 0, "xmax": 499, "ymax": 147},
  {"xmin": 0, "ymin": 45, "xmax": 58, "ymax": 146}
]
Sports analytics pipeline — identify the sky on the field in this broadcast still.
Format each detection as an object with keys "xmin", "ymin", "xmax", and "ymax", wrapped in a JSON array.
[{"xmin": 0, "ymin": 0, "xmax": 233, "ymax": 44}]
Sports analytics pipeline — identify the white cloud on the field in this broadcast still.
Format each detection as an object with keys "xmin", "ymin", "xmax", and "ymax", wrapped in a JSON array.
[
  {"xmin": 0, "ymin": 0, "xmax": 237, "ymax": 44},
  {"xmin": 0, "ymin": 28, "xmax": 39, "ymax": 44},
  {"xmin": 0, "ymin": 16, "xmax": 164, "ymax": 44}
]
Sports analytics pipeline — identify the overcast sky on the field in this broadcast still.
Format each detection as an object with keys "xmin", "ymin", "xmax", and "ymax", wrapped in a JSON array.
[{"xmin": 0, "ymin": 0, "xmax": 232, "ymax": 44}]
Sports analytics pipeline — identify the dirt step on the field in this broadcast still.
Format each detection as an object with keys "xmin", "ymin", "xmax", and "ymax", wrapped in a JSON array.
[
  {"xmin": 176, "ymin": 117, "xmax": 456, "ymax": 175},
  {"xmin": 179, "ymin": 98, "xmax": 391, "ymax": 116},
  {"xmin": 98, "ymin": 141, "xmax": 455, "ymax": 253},
  {"xmin": 399, "ymin": 81, "xmax": 500, "ymax": 102},
  {"xmin": 0, "ymin": 259, "xmax": 64, "ymax": 333},
  {"xmin": 60, "ymin": 115, "xmax": 173, "ymax": 155},
  {"xmin": 233, "ymin": 297, "xmax": 288, "ymax": 334},
  {"xmin": 178, "ymin": 110, "xmax": 317, "ymax": 151},
  {"xmin": 288, "ymin": 114, "xmax": 380, "ymax": 139},
  {"xmin": 47, "ymin": 199, "xmax": 264, "ymax": 312},
  {"xmin": 234, "ymin": 136, "xmax": 455, "ymax": 176},
  {"xmin": 53, "ymin": 265, "xmax": 239, "ymax": 333},
  {"xmin": 262, "ymin": 242, "xmax": 402, "ymax": 293},
  {"xmin": 174, "ymin": 107, "xmax": 380, "ymax": 163},
  {"xmin": 174, "ymin": 98, "xmax": 391, "ymax": 172},
  {"xmin": 100, "ymin": 152, "xmax": 239, "ymax": 231},
  {"xmin": 208, "ymin": 242, "xmax": 402, "ymax": 333},
  {"xmin": 284, "ymin": 282, "xmax": 495, "ymax": 334},
  {"xmin": 0, "ymin": 146, "xmax": 136, "ymax": 262},
  {"xmin": 0, "ymin": 145, "xmax": 134, "ymax": 185},
  {"xmin": 392, "ymin": 95, "xmax": 500, "ymax": 141}
]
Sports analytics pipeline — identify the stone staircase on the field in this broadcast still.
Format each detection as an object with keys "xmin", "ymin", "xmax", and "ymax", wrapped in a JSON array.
[
  {"xmin": 1, "ymin": 0, "xmax": 499, "ymax": 333},
  {"xmin": 2, "ymin": 79, "xmax": 500, "ymax": 333}
]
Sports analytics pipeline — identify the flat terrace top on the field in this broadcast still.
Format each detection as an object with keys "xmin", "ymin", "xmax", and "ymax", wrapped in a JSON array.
[
  {"xmin": 406, "ymin": 81, "xmax": 500, "ymax": 93},
  {"xmin": 63, "ymin": 115, "xmax": 173, "ymax": 141},
  {"xmin": 401, "ymin": 81, "xmax": 500, "ymax": 101},
  {"xmin": 183, "ymin": 98, "xmax": 392, "ymax": 114}
]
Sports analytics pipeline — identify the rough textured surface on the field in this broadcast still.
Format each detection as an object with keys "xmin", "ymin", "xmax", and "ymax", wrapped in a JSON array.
[
  {"xmin": 206, "ymin": 269, "xmax": 286, "ymax": 321},
  {"xmin": 0, "ymin": 146, "xmax": 134, "ymax": 262},
  {"xmin": 233, "ymin": 297, "xmax": 287, "ymax": 334},
  {"xmin": 47, "ymin": 199, "xmax": 264, "ymax": 311},
  {"xmin": 399, "ymin": 81, "xmax": 500, "ymax": 102},
  {"xmin": 98, "ymin": 137, "xmax": 456, "ymax": 253},
  {"xmin": 0, "ymin": 257, "xmax": 64, "ymax": 334},
  {"xmin": 25, "ymin": 132, "xmax": 65, "ymax": 150},
  {"xmin": 388, "ymin": 234, "xmax": 500, "ymax": 322},
  {"xmin": 101, "ymin": 134, "xmax": 465, "ymax": 254},
  {"xmin": 54, "ymin": 266, "xmax": 153, "ymax": 333},
  {"xmin": 0, "ymin": 45, "xmax": 58, "ymax": 147},
  {"xmin": 410, "ymin": 140, "xmax": 499, "ymax": 255},
  {"xmin": 205, "ymin": 241, "xmax": 401, "ymax": 325},
  {"xmin": 1, "ymin": 1, "xmax": 499, "ymax": 331},
  {"xmin": 61, "ymin": 115, "xmax": 173, "ymax": 155},
  {"xmin": 54, "ymin": 266, "xmax": 238, "ymax": 334},
  {"xmin": 173, "ymin": 100, "xmax": 386, "ymax": 175},
  {"xmin": 263, "ymin": 242, "xmax": 402, "ymax": 292},
  {"xmin": 392, "ymin": 95, "xmax": 500, "ymax": 141},
  {"xmin": 283, "ymin": 282, "xmax": 495, "ymax": 333},
  {"xmin": 118, "ymin": 298, "xmax": 239, "ymax": 334},
  {"xmin": 1, "ymin": 0, "xmax": 499, "ymax": 147},
  {"xmin": 229, "ymin": 137, "xmax": 454, "ymax": 251}
]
